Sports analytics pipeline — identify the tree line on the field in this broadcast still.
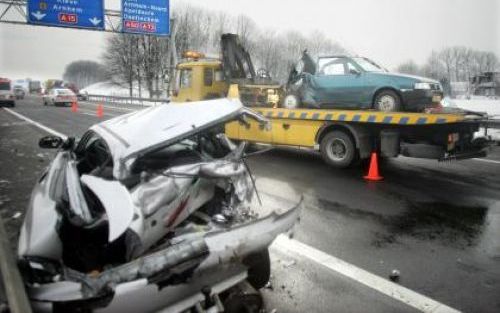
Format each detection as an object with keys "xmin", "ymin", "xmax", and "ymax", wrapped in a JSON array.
[
  {"xmin": 62, "ymin": 60, "xmax": 108, "ymax": 90},
  {"xmin": 396, "ymin": 47, "xmax": 499, "ymax": 93}
]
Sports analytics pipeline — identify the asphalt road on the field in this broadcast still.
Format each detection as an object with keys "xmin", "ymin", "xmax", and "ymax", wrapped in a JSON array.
[{"xmin": 1, "ymin": 96, "xmax": 499, "ymax": 313}]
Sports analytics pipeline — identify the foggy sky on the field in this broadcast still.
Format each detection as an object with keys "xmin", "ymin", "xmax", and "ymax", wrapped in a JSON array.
[{"xmin": 0, "ymin": 0, "xmax": 498, "ymax": 80}]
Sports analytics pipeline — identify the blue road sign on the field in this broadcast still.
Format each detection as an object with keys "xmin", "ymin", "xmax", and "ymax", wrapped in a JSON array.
[
  {"xmin": 122, "ymin": 0, "xmax": 170, "ymax": 36},
  {"xmin": 27, "ymin": 0, "xmax": 104, "ymax": 30}
]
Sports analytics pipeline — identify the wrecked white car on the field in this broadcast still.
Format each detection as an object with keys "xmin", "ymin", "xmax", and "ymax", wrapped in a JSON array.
[{"xmin": 17, "ymin": 98, "xmax": 301, "ymax": 313}]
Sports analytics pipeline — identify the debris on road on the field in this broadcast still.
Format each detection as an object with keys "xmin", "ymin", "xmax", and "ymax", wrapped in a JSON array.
[
  {"xmin": 264, "ymin": 281, "xmax": 274, "ymax": 290},
  {"xmin": 280, "ymin": 259, "xmax": 297, "ymax": 268},
  {"xmin": 11, "ymin": 212, "xmax": 21, "ymax": 219},
  {"xmin": 389, "ymin": 269, "xmax": 401, "ymax": 282}
]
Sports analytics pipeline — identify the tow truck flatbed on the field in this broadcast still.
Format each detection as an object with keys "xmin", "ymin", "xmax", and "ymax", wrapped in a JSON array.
[
  {"xmin": 225, "ymin": 99, "xmax": 489, "ymax": 167},
  {"xmin": 252, "ymin": 107, "xmax": 468, "ymax": 125}
]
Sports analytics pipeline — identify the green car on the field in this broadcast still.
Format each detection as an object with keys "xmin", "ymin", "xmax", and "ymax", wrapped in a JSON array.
[{"xmin": 283, "ymin": 51, "xmax": 443, "ymax": 112}]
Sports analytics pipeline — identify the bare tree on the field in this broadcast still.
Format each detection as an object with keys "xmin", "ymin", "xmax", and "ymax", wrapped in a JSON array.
[
  {"xmin": 395, "ymin": 60, "xmax": 420, "ymax": 75},
  {"xmin": 102, "ymin": 34, "xmax": 138, "ymax": 97},
  {"xmin": 63, "ymin": 60, "xmax": 107, "ymax": 89}
]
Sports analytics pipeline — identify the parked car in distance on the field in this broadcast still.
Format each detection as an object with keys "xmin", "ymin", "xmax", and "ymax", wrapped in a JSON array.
[
  {"xmin": 77, "ymin": 91, "xmax": 89, "ymax": 101},
  {"xmin": 13, "ymin": 86, "xmax": 25, "ymax": 99},
  {"xmin": 0, "ymin": 77, "xmax": 15, "ymax": 107},
  {"xmin": 43, "ymin": 88, "xmax": 77, "ymax": 106},
  {"xmin": 283, "ymin": 51, "xmax": 444, "ymax": 112}
]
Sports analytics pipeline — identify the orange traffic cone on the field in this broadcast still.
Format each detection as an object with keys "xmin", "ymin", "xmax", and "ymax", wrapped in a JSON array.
[
  {"xmin": 96, "ymin": 104, "xmax": 104, "ymax": 118},
  {"xmin": 71, "ymin": 102, "xmax": 78, "ymax": 113},
  {"xmin": 364, "ymin": 152, "xmax": 383, "ymax": 181}
]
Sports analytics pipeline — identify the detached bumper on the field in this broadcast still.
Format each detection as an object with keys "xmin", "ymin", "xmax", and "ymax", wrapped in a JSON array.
[{"xmin": 23, "ymin": 202, "xmax": 302, "ymax": 312}]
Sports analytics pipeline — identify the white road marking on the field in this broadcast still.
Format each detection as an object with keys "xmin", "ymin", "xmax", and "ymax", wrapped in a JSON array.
[
  {"xmin": 272, "ymin": 235, "xmax": 462, "ymax": 313},
  {"xmin": 3, "ymin": 108, "xmax": 68, "ymax": 140},
  {"xmin": 473, "ymin": 158, "xmax": 500, "ymax": 165}
]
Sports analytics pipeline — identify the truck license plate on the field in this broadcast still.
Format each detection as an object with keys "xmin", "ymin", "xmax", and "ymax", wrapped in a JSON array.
[{"xmin": 432, "ymin": 95, "xmax": 442, "ymax": 102}]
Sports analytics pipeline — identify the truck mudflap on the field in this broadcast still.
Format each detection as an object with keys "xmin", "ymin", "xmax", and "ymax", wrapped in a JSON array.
[{"xmin": 24, "ymin": 201, "xmax": 302, "ymax": 313}]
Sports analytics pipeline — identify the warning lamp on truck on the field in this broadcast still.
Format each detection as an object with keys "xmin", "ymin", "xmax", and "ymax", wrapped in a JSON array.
[{"xmin": 182, "ymin": 51, "xmax": 205, "ymax": 60}]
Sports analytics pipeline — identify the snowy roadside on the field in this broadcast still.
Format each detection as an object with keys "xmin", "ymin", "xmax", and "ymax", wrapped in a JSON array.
[
  {"xmin": 443, "ymin": 97, "xmax": 500, "ymax": 142},
  {"xmin": 80, "ymin": 81, "xmax": 168, "ymax": 107}
]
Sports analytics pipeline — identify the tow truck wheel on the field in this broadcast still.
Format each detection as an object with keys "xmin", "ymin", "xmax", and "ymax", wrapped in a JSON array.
[
  {"xmin": 320, "ymin": 130, "xmax": 357, "ymax": 168},
  {"xmin": 374, "ymin": 90, "xmax": 401, "ymax": 112},
  {"xmin": 281, "ymin": 92, "xmax": 300, "ymax": 109},
  {"xmin": 243, "ymin": 249, "xmax": 271, "ymax": 290}
]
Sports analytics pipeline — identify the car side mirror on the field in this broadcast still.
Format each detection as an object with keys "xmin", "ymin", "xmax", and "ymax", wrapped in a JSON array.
[
  {"xmin": 349, "ymin": 68, "xmax": 361, "ymax": 75},
  {"xmin": 39, "ymin": 136, "xmax": 63, "ymax": 149}
]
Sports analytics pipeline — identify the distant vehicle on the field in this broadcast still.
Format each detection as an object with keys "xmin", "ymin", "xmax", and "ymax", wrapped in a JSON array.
[
  {"xmin": 29, "ymin": 80, "xmax": 42, "ymax": 94},
  {"xmin": 283, "ymin": 52, "xmax": 444, "ymax": 112},
  {"xmin": 13, "ymin": 86, "xmax": 25, "ymax": 99},
  {"xmin": 0, "ymin": 78, "xmax": 15, "ymax": 107},
  {"xmin": 44, "ymin": 79, "xmax": 64, "ymax": 94},
  {"xmin": 77, "ymin": 90, "xmax": 89, "ymax": 101},
  {"xmin": 43, "ymin": 88, "xmax": 77, "ymax": 106}
]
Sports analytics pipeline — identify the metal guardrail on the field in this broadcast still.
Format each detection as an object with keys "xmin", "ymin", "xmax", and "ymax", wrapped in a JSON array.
[
  {"xmin": 482, "ymin": 119, "xmax": 500, "ymax": 129},
  {"xmin": 0, "ymin": 215, "xmax": 32, "ymax": 313},
  {"xmin": 84, "ymin": 94, "xmax": 169, "ymax": 106}
]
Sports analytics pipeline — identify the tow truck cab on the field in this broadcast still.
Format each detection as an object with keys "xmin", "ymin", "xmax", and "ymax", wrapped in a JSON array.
[
  {"xmin": 171, "ymin": 34, "xmax": 282, "ymax": 107},
  {"xmin": 0, "ymin": 78, "xmax": 16, "ymax": 107},
  {"xmin": 172, "ymin": 53, "xmax": 227, "ymax": 102}
]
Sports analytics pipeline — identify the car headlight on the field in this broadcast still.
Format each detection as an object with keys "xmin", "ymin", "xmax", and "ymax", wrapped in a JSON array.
[{"xmin": 414, "ymin": 82, "xmax": 432, "ymax": 90}]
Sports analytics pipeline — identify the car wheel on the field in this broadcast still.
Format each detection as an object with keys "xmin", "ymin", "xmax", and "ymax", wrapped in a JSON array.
[
  {"xmin": 10, "ymin": 101, "xmax": 15, "ymax": 107},
  {"xmin": 242, "ymin": 249, "xmax": 271, "ymax": 290},
  {"xmin": 374, "ymin": 90, "xmax": 401, "ymax": 112},
  {"xmin": 281, "ymin": 92, "xmax": 300, "ymax": 109},
  {"xmin": 320, "ymin": 130, "xmax": 357, "ymax": 168}
]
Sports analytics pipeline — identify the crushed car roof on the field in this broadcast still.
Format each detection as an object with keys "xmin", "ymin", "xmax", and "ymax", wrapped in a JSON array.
[{"xmin": 90, "ymin": 98, "xmax": 244, "ymax": 179}]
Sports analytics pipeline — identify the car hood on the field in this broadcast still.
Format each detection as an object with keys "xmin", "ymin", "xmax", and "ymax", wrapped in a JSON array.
[
  {"xmin": 374, "ymin": 72, "xmax": 440, "ymax": 84},
  {"xmin": 90, "ymin": 98, "xmax": 247, "ymax": 180}
]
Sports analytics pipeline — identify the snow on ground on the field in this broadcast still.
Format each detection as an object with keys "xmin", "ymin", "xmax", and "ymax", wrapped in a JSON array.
[
  {"xmin": 80, "ymin": 81, "xmax": 170, "ymax": 106},
  {"xmin": 443, "ymin": 96, "xmax": 500, "ymax": 117},
  {"xmin": 443, "ymin": 96, "xmax": 500, "ymax": 142},
  {"xmin": 80, "ymin": 81, "xmax": 151, "ymax": 98}
]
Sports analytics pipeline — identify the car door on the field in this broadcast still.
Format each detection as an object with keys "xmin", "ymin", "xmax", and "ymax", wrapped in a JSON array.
[{"xmin": 313, "ymin": 59, "xmax": 368, "ymax": 108}]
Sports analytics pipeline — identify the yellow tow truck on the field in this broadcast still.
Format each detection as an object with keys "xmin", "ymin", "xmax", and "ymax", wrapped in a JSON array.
[{"xmin": 171, "ymin": 35, "xmax": 489, "ymax": 168}]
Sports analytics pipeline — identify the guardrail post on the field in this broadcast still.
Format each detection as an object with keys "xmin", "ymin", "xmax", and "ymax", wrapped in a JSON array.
[{"xmin": 0, "ymin": 216, "xmax": 32, "ymax": 313}]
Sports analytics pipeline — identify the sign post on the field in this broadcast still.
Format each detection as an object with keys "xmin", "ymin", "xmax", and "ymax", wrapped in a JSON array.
[
  {"xmin": 27, "ymin": 0, "xmax": 104, "ymax": 30},
  {"xmin": 122, "ymin": 0, "xmax": 170, "ymax": 36}
]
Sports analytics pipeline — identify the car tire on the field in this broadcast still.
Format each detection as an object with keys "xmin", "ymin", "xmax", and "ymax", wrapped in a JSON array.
[
  {"xmin": 242, "ymin": 249, "xmax": 271, "ymax": 290},
  {"xmin": 281, "ymin": 91, "xmax": 300, "ymax": 109},
  {"xmin": 10, "ymin": 101, "xmax": 15, "ymax": 107},
  {"xmin": 320, "ymin": 130, "xmax": 357, "ymax": 168},
  {"xmin": 374, "ymin": 90, "xmax": 401, "ymax": 112}
]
